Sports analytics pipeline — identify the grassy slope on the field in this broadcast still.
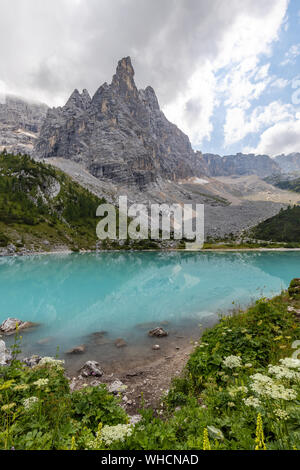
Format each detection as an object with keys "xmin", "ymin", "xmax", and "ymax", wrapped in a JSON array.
[
  {"xmin": 274, "ymin": 177, "xmax": 300, "ymax": 193},
  {"xmin": 0, "ymin": 151, "xmax": 106, "ymax": 252},
  {"xmin": 251, "ymin": 205, "xmax": 300, "ymax": 244},
  {"xmin": 1, "ymin": 280, "xmax": 300, "ymax": 450}
]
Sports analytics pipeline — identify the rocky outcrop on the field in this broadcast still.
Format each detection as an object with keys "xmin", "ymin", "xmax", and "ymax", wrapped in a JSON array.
[
  {"xmin": 201, "ymin": 152, "xmax": 281, "ymax": 178},
  {"xmin": 0, "ymin": 95, "xmax": 48, "ymax": 155},
  {"xmin": 0, "ymin": 318, "xmax": 38, "ymax": 335},
  {"xmin": 34, "ymin": 57, "xmax": 206, "ymax": 188},
  {"xmin": 275, "ymin": 153, "xmax": 300, "ymax": 174}
]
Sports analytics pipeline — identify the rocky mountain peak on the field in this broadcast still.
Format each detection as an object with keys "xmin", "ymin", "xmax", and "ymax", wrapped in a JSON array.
[
  {"xmin": 66, "ymin": 88, "xmax": 91, "ymax": 110},
  {"xmin": 111, "ymin": 56, "xmax": 138, "ymax": 98}
]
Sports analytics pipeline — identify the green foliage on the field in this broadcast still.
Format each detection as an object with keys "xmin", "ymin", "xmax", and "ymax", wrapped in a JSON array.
[
  {"xmin": 0, "ymin": 152, "xmax": 106, "ymax": 250},
  {"xmin": 274, "ymin": 177, "xmax": 300, "ymax": 194},
  {"xmin": 0, "ymin": 352, "xmax": 128, "ymax": 450},
  {"xmin": 70, "ymin": 386, "xmax": 128, "ymax": 431},
  {"xmin": 251, "ymin": 205, "xmax": 300, "ymax": 243}
]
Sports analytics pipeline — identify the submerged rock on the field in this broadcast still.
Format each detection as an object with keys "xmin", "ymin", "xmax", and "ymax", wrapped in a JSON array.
[
  {"xmin": 0, "ymin": 318, "xmax": 38, "ymax": 335},
  {"xmin": 66, "ymin": 344, "xmax": 86, "ymax": 355},
  {"xmin": 152, "ymin": 344, "xmax": 160, "ymax": 350},
  {"xmin": 79, "ymin": 360, "xmax": 103, "ymax": 377},
  {"xmin": 114, "ymin": 338, "xmax": 127, "ymax": 348},
  {"xmin": 0, "ymin": 339, "xmax": 12, "ymax": 366},
  {"xmin": 37, "ymin": 337, "xmax": 52, "ymax": 345},
  {"xmin": 148, "ymin": 327, "xmax": 168, "ymax": 338}
]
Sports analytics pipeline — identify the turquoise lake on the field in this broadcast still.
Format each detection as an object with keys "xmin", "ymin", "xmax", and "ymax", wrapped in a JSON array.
[{"xmin": 0, "ymin": 251, "xmax": 299, "ymax": 371}]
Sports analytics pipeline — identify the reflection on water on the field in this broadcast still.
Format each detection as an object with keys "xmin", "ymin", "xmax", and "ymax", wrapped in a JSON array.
[{"xmin": 0, "ymin": 251, "xmax": 299, "ymax": 369}]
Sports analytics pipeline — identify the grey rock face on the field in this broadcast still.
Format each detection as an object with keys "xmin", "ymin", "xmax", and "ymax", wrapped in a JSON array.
[
  {"xmin": 34, "ymin": 57, "xmax": 204, "ymax": 188},
  {"xmin": 0, "ymin": 339, "xmax": 12, "ymax": 366},
  {"xmin": 0, "ymin": 95, "xmax": 48, "ymax": 155},
  {"xmin": 0, "ymin": 317, "xmax": 38, "ymax": 334},
  {"xmin": 275, "ymin": 153, "xmax": 300, "ymax": 173},
  {"xmin": 201, "ymin": 152, "xmax": 281, "ymax": 178}
]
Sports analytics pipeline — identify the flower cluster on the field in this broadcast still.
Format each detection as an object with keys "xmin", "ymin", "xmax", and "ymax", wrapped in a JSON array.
[
  {"xmin": 249, "ymin": 373, "xmax": 297, "ymax": 401},
  {"xmin": 33, "ymin": 378, "xmax": 49, "ymax": 388},
  {"xmin": 101, "ymin": 424, "xmax": 133, "ymax": 446},
  {"xmin": 268, "ymin": 365, "xmax": 300, "ymax": 381},
  {"xmin": 279, "ymin": 358, "xmax": 300, "ymax": 370},
  {"xmin": 23, "ymin": 396, "xmax": 39, "ymax": 410},
  {"xmin": 223, "ymin": 355, "xmax": 242, "ymax": 369},
  {"xmin": 274, "ymin": 409, "xmax": 289, "ymax": 421},
  {"xmin": 38, "ymin": 357, "xmax": 65, "ymax": 368},
  {"xmin": 243, "ymin": 396, "xmax": 261, "ymax": 408}
]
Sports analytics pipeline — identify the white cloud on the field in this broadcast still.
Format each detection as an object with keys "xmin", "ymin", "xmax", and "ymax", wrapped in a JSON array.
[
  {"xmin": 224, "ymin": 101, "xmax": 294, "ymax": 146},
  {"xmin": 271, "ymin": 77, "xmax": 289, "ymax": 88},
  {"xmin": 244, "ymin": 116, "xmax": 300, "ymax": 156},
  {"xmin": 0, "ymin": 0, "xmax": 289, "ymax": 148},
  {"xmin": 280, "ymin": 43, "xmax": 300, "ymax": 66}
]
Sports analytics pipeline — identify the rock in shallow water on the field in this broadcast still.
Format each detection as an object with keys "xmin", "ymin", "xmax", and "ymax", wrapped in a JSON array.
[
  {"xmin": 66, "ymin": 344, "xmax": 86, "ymax": 355},
  {"xmin": 114, "ymin": 338, "xmax": 127, "ymax": 348},
  {"xmin": 148, "ymin": 327, "xmax": 168, "ymax": 338}
]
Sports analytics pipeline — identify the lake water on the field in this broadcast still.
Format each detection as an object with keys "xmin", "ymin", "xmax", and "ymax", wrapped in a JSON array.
[{"xmin": 0, "ymin": 252, "xmax": 299, "ymax": 372}]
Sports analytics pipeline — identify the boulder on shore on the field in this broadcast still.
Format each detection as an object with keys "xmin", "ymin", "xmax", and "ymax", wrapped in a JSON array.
[
  {"xmin": 0, "ymin": 339, "xmax": 12, "ymax": 366},
  {"xmin": 22, "ymin": 355, "xmax": 42, "ymax": 367},
  {"xmin": 108, "ymin": 380, "xmax": 128, "ymax": 394},
  {"xmin": 79, "ymin": 360, "xmax": 103, "ymax": 377},
  {"xmin": 0, "ymin": 318, "xmax": 38, "ymax": 335},
  {"xmin": 148, "ymin": 327, "xmax": 168, "ymax": 338}
]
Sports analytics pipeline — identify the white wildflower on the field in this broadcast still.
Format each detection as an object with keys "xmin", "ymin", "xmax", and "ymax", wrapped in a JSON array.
[
  {"xmin": 249, "ymin": 374, "xmax": 297, "ymax": 401},
  {"xmin": 243, "ymin": 397, "xmax": 261, "ymax": 408},
  {"xmin": 279, "ymin": 358, "xmax": 300, "ymax": 370},
  {"xmin": 223, "ymin": 355, "xmax": 242, "ymax": 369},
  {"xmin": 274, "ymin": 409, "xmax": 289, "ymax": 421},
  {"xmin": 38, "ymin": 357, "xmax": 65, "ymax": 368},
  {"xmin": 268, "ymin": 365, "xmax": 300, "ymax": 381},
  {"xmin": 23, "ymin": 396, "xmax": 39, "ymax": 410},
  {"xmin": 101, "ymin": 424, "xmax": 133, "ymax": 446},
  {"xmin": 33, "ymin": 378, "xmax": 49, "ymax": 388}
]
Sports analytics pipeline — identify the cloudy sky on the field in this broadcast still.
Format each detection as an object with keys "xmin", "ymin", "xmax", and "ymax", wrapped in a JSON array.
[{"xmin": 0, "ymin": 0, "xmax": 299, "ymax": 156}]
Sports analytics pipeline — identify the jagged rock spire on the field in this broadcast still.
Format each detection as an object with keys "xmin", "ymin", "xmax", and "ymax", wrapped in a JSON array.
[
  {"xmin": 66, "ymin": 88, "xmax": 91, "ymax": 110},
  {"xmin": 111, "ymin": 56, "xmax": 138, "ymax": 98}
]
